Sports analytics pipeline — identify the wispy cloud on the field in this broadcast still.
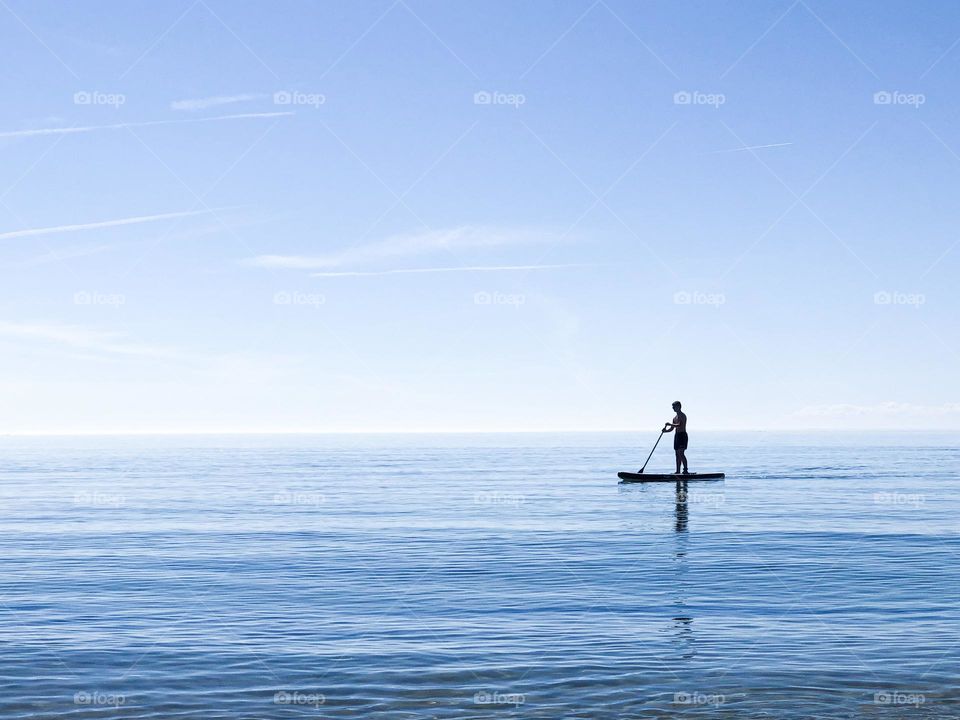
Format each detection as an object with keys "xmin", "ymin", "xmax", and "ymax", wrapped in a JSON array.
[
  {"xmin": 248, "ymin": 226, "xmax": 558, "ymax": 270},
  {"xmin": 0, "ymin": 208, "xmax": 219, "ymax": 242},
  {"xmin": 311, "ymin": 263, "xmax": 589, "ymax": 277},
  {"xmin": 0, "ymin": 111, "xmax": 292, "ymax": 139},
  {"xmin": 794, "ymin": 401, "xmax": 960, "ymax": 418},
  {"xmin": 709, "ymin": 142, "xmax": 794, "ymax": 154},
  {"xmin": 0, "ymin": 322, "xmax": 301, "ymax": 379},
  {"xmin": 0, "ymin": 321, "xmax": 179, "ymax": 359},
  {"xmin": 171, "ymin": 93, "xmax": 264, "ymax": 111},
  {"xmin": 5, "ymin": 243, "xmax": 114, "ymax": 268},
  {"xmin": 5, "ymin": 221, "xmax": 236, "ymax": 268},
  {"xmin": 787, "ymin": 401, "xmax": 960, "ymax": 429}
]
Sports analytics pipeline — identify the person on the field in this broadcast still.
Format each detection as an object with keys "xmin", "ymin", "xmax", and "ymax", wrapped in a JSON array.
[{"xmin": 662, "ymin": 401, "xmax": 688, "ymax": 474}]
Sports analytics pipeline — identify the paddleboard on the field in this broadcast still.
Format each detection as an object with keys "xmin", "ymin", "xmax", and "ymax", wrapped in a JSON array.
[{"xmin": 618, "ymin": 471, "xmax": 725, "ymax": 483}]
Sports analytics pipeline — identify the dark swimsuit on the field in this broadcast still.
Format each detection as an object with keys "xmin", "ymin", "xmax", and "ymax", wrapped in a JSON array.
[{"xmin": 674, "ymin": 431, "xmax": 689, "ymax": 450}]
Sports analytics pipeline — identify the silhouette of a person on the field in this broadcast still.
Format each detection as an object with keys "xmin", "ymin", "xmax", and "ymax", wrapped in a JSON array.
[{"xmin": 662, "ymin": 401, "xmax": 689, "ymax": 474}]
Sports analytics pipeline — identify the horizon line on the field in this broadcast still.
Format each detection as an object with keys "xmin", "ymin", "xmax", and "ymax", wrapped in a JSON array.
[{"xmin": 1, "ymin": 428, "xmax": 955, "ymax": 437}]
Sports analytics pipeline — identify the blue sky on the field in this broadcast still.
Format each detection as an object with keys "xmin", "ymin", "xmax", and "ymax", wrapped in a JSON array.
[{"xmin": 1, "ymin": 0, "xmax": 958, "ymax": 433}]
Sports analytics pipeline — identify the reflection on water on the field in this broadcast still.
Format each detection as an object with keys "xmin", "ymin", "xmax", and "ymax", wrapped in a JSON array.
[
  {"xmin": 672, "ymin": 480, "xmax": 695, "ymax": 660},
  {"xmin": 675, "ymin": 479, "xmax": 690, "ymax": 533}
]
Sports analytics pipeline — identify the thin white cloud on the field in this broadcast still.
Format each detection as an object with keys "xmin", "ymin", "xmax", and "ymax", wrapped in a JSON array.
[
  {"xmin": 0, "ymin": 111, "xmax": 292, "ymax": 139},
  {"xmin": 709, "ymin": 142, "xmax": 794, "ymax": 154},
  {"xmin": 248, "ymin": 226, "xmax": 557, "ymax": 270},
  {"xmin": 794, "ymin": 401, "xmax": 960, "ymax": 418},
  {"xmin": 311, "ymin": 263, "xmax": 589, "ymax": 277},
  {"xmin": 171, "ymin": 93, "xmax": 264, "ymax": 112},
  {"xmin": 0, "ymin": 322, "xmax": 305, "ymax": 382},
  {"xmin": 6, "ymin": 221, "xmax": 236, "ymax": 268},
  {"xmin": 0, "ymin": 208, "xmax": 218, "ymax": 242},
  {"xmin": 7, "ymin": 244, "xmax": 114, "ymax": 268},
  {"xmin": 0, "ymin": 321, "xmax": 179, "ymax": 359}
]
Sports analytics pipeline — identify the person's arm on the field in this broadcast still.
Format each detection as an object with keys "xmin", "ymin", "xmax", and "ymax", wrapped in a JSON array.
[{"xmin": 663, "ymin": 422, "xmax": 676, "ymax": 432}]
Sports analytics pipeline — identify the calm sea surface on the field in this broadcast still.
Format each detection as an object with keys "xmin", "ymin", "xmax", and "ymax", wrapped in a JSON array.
[{"xmin": 0, "ymin": 432, "xmax": 958, "ymax": 718}]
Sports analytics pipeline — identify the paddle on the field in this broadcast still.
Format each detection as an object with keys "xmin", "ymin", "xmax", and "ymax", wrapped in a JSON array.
[{"xmin": 638, "ymin": 427, "xmax": 668, "ymax": 473}]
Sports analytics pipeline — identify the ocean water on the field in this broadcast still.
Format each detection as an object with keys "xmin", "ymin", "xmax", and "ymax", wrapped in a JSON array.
[{"xmin": 0, "ymin": 432, "xmax": 958, "ymax": 718}]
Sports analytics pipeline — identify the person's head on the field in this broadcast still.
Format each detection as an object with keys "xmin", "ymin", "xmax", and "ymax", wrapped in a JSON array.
[{"xmin": 672, "ymin": 401, "xmax": 682, "ymax": 411}]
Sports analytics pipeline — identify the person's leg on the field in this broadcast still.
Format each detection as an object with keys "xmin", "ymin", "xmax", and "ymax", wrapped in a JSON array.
[
  {"xmin": 675, "ymin": 449, "xmax": 682, "ymax": 474},
  {"xmin": 680, "ymin": 450, "xmax": 688, "ymax": 473}
]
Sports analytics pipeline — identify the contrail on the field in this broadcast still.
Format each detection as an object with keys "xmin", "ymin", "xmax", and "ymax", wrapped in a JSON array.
[
  {"xmin": 0, "ymin": 208, "xmax": 218, "ymax": 241},
  {"xmin": 311, "ymin": 263, "xmax": 590, "ymax": 277},
  {"xmin": 171, "ymin": 93, "xmax": 264, "ymax": 112},
  {"xmin": 250, "ymin": 226, "xmax": 557, "ymax": 270},
  {"xmin": 0, "ymin": 111, "xmax": 293, "ymax": 139},
  {"xmin": 708, "ymin": 142, "xmax": 794, "ymax": 154}
]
